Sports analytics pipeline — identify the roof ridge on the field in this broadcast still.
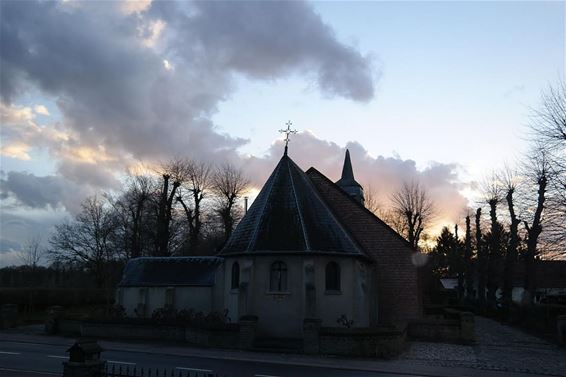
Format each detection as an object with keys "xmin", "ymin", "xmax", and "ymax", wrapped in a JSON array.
[
  {"xmin": 292, "ymin": 160, "xmax": 365, "ymax": 257},
  {"xmin": 287, "ymin": 158, "xmax": 310, "ymax": 250}
]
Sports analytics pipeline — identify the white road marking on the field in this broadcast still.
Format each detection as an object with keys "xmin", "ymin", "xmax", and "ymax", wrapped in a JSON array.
[
  {"xmin": 108, "ymin": 360, "xmax": 136, "ymax": 365},
  {"xmin": 0, "ymin": 351, "xmax": 20, "ymax": 355},
  {"xmin": 47, "ymin": 355, "xmax": 66, "ymax": 359},
  {"xmin": 0, "ymin": 368, "xmax": 59, "ymax": 375},
  {"xmin": 255, "ymin": 374, "xmax": 281, "ymax": 377},
  {"xmin": 176, "ymin": 367, "xmax": 213, "ymax": 372}
]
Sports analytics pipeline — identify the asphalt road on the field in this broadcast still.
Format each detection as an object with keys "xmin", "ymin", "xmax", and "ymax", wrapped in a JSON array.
[{"xmin": 0, "ymin": 339, "xmax": 424, "ymax": 377}]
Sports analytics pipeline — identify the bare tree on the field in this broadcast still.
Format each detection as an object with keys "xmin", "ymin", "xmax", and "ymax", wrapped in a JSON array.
[
  {"xmin": 211, "ymin": 163, "xmax": 250, "ymax": 241},
  {"xmin": 521, "ymin": 148, "xmax": 550, "ymax": 305},
  {"xmin": 49, "ymin": 195, "xmax": 119, "ymax": 287},
  {"xmin": 529, "ymin": 80, "xmax": 566, "ymax": 257},
  {"xmin": 481, "ymin": 173, "xmax": 504, "ymax": 311},
  {"xmin": 363, "ymin": 184, "xmax": 381, "ymax": 215},
  {"xmin": 500, "ymin": 167, "xmax": 521, "ymax": 314},
  {"xmin": 18, "ymin": 234, "xmax": 44, "ymax": 268},
  {"xmin": 177, "ymin": 160, "xmax": 212, "ymax": 255},
  {"xmin": 530, "ymin": 80, "xmax": 566, "ymax": 152},
  {"xmin": 156, "ymin": 159, "xmax": 190, "ymax": 256},
  {"xmin": 475, "ymin": 208, "xmax": 486, "ymax": 307},
  {"xmin": 464, "ymin": 213, "xmax": 474, "ymax": 299},
  {"xmin": 390, "ymin": 180, "xmax": 435, "ymax": 249},
  {"xmin": 110, "ymin": 175, "xmax": 154, "ymax": 259}
]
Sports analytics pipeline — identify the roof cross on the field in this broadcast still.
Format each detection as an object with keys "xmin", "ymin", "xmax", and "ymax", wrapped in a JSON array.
[{"xmin": 279, "ymin": 120, "xmax": 298, "ymax": 156}]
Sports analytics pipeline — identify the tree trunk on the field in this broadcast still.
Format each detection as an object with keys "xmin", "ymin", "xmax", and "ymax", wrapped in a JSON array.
[
  {"xmin": 523, "ymin": 175, "xmax": 547, "ymax": 305},
  {"xmin": 476, "ymin": 208, "xmax": 487, "ymax": 308},
  {"xmin": 486, "ymin": 199, "xmax": 500, "ymax": 311},
  {"xmin": 464, "ymin": 215, "xmax": 474, "ymax": 299},
  {"xmin": 503, "ymin": 188, "xmax": 520, "ymax": 315}
]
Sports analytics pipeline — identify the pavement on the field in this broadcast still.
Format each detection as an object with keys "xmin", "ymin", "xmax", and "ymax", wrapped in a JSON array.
[
  {"xmin": 401, "ymin": 316, "xmax": 566, "ymax": 376},
  {"xmin": 0, "ymin": 316, "xmax": 565, "ymax": 377}
]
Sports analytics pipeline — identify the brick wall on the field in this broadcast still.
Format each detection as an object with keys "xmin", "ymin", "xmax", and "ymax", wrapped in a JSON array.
[{"xmin": 307, "ymin": 169, "xmax": 423, "ymax": 323}]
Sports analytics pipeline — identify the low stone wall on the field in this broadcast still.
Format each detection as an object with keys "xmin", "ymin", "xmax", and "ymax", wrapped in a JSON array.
[
  {"xmin": 58, "ymin": 319, "xmax": 82, "ymax": 336},
  {"xmin": 0, "ymin": 304, "xmax": 18, "ymax": 329},
  {"xmin": 81, "ymin": 321, "xmax": 186, "ymax": 341},
  {"xmin": 307, "ymin": 320, "xmax": 407, "ymax": 358},
  {"xmin": 185, "ymin": 326, "xmax": 239, "ymax": 348},
  {"xmin": 409, "ymin": 310, "xmax": 474, "ymax": 344},
  {"xmin": 53, "ymin": 318, "xmax": 242, "ymax": 349}
]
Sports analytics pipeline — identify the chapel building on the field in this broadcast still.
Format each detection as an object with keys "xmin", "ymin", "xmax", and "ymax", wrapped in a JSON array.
[{"xmin": 117, "ymin": 148, "xmax": 423, "ymax": 338}]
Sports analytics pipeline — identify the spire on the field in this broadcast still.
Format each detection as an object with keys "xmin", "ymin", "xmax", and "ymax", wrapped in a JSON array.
[
  {"xmin": 341, "ymin": 149, "xmax": 355, "ymax": 182},
  {"xmin": 336, "ymin": 149, "xmax": 364, "ymax": 205}
]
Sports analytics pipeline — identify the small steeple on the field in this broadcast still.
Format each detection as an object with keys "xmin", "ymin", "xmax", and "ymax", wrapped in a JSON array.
[
  {"xmin": 336, "ymin": 149, "xmax": 364, "ymax": 205},
  {"xmin": 341, "ymin": 149, "xmax": 355, "ymax": 183}
]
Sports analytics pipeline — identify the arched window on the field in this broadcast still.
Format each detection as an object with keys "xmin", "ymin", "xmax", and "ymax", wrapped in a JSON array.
[
  {"xmin": 326, "ymin": 261, "xmax": 341, "ymax": 291},
  {"xmin": 270, "ymin": 261, "xmax": 288, "ymax": 292},
  {"xmin": 231, "ymin": 262, "xmax": 240, "ymax": 289}
]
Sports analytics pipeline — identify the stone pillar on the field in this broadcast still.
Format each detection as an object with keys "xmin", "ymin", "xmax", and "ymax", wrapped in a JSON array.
[
  {"xmin": 45, "ymin": 306, "xmax": 64, "ymax": 334},
  {"xmin": 304, "ymin": 261, "xmax": 316, "ymax": 318},
  {"xmin": 0, "ymin": 304, "xmax": 18, "ymax": 329},
  {"xmin": 239, "ymin": 315, "xmax": 258, "ymax": 350},
  {"xmin": 63, "ymin": 361, "xmax": 106, "ymax": 377},
  {"xmin": 303, "ymin": 318, "xmax": 321, "ymax": 354},
  {"xmin": 460, "ymin": 311, "xmax": 475, "ymax": 343},
  {"xmin": 557, "ymin": 315, "xmax": 566, "ymax": 346},
  {"xmin": 238, "ymin": 259, "xmax": 253, "ymax": 317}
]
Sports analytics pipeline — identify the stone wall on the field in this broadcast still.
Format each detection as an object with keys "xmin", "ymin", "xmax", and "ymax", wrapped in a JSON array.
[
  {"xmin": 0, "ymin": 304, "xmax": 18, "ymax": 329},
  {"xmin": 303, "ymin": 318, "xmax": 407, "ymax": 358},
  {"xmin": 408, "ymin": 311, "xmax": 474, "ymax": 343},
  {"xmin": 185, "ymin": 326, "xmax": 239, "ymax": 349},
  {"xmin": 53, "ymin": 318, "xmax": 245, "ymax": 350},
  {"xmin": 81, "ymin": 321, "xmax": 186, "ymax": 341}
]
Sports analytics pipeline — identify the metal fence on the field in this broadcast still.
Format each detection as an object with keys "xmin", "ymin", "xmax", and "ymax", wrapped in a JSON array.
[{"xmin": 105, "ymin": 364, "xmax": 226, "ymax": 377}]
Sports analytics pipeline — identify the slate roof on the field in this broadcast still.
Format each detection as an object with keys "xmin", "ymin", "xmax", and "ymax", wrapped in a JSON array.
[
  {"xmin": 118, "ymin": 257, "xmax": 223, "ymax": 287},
  {"xmin": 220, "ymin": 154, "xmax": 364, "ymax": 256}
]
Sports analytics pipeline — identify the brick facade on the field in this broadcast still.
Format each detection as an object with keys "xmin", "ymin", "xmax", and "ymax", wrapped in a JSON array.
[{"xmin": 307, "ymin": 168, "xmax": 423, "ymax": 323}]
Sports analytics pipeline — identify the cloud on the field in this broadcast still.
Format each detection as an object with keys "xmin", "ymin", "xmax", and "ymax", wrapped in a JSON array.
[
  {"xmin": 0, "ymin": 238, "xmax": 21, "ymax": 254},
  {"xmin": 1, "ymin": 142, "xmax": 32, "ymax": 160},
  {"xmin": 0, "ymin": 171, "xmax": 94, "ymax": 213},
  {"xmin": 34, "ymin": 105, "xmax": 50, "ymax": 116},
  {"xmin": 244, "ymin": 131, "xmax": 470, "ymax": 229},
  {"xmin": 0, "ymin": 211, "xmax": 63, "ymax": 267},
  {"xmin": 0, "ymin": 1, "xmax": 467, "ymax": 250},
  {"xmin": 0, "ymin": 0, "xmax": 375, "ymax": 169},
  {"xmin": 168, "ymin": 1, "xmax": 376, "ymax": 101}
]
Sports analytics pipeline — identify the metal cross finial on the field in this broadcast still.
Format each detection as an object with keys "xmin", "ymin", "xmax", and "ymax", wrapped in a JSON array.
[{"xmin": 279, "ymin": 120, "xmax": 298, "ymax": 156}]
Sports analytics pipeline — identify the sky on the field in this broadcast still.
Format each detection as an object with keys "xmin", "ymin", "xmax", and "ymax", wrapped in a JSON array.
[{"xmin": 0, "ymin": 0, "xmax": 564, "ymax": 266}]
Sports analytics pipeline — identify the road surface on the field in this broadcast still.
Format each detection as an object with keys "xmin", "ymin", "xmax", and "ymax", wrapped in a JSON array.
[{"xmin": 0, "ymin": 338, "xmax": 420, "ymax": 377}]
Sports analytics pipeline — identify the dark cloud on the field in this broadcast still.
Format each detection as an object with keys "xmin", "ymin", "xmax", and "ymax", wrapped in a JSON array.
[
  {"xmin": 0, "ymin": 0, "xmax": 376, "ymax": 173},
  {"xmin": 0, "ymin": 171, "xmax": 93, "ymax": 212},
  {"xmin": 170, "ymin": 1, "xmax": 376, "ymax": 101},
  {"xmin": 0, "ymin": 238, "xmax": 21, "ymax": 253}
]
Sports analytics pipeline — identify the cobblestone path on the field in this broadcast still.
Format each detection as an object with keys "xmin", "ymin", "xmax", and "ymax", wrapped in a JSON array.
[{"xmin": 401, "ymin": 316, "xmax": 566, "ymax": 376}]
